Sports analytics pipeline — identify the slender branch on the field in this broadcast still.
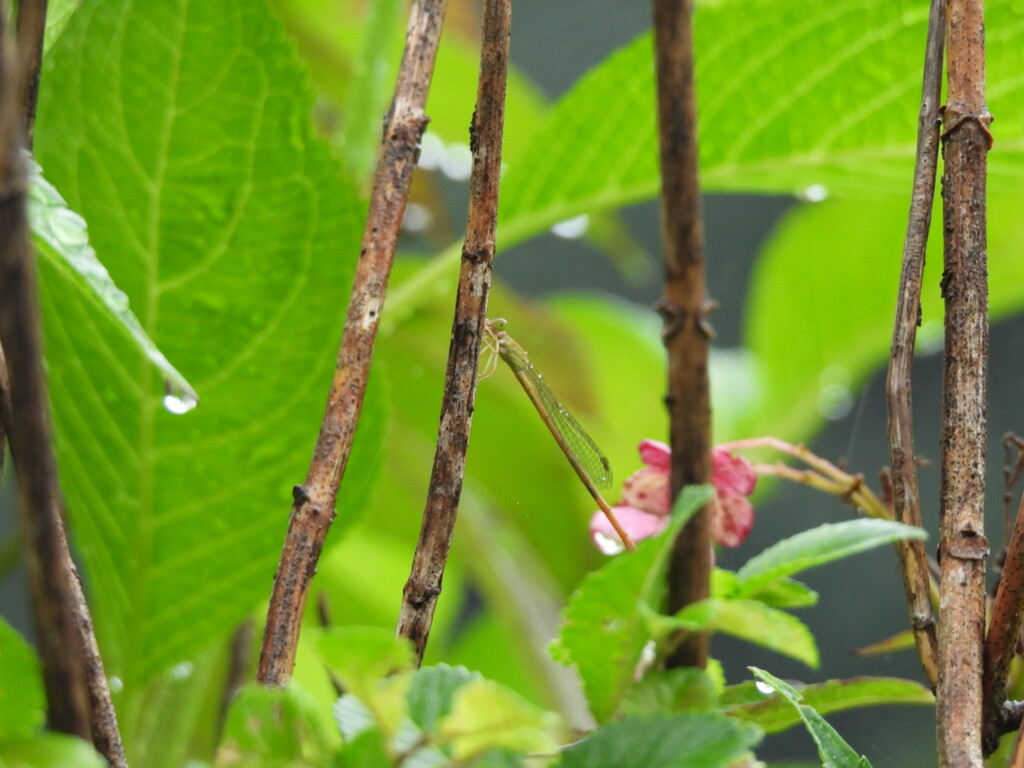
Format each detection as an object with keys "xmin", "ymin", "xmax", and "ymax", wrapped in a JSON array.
[
  {"xmin": 984, "ymin": 494, "xmax": 1024, "ymax": 752},
  {"xmin": 14, "ymin": 0, "xmax": 46, "ymax": 147},
  {"xmin": 651, "ymin": 0, "xmax": 713, "ymax": 670},
  {"xmin": 884, "ymin": 0, "xmax": 944, "ymax": 690},
  {"xmin": 396, "ymin": 0, "xmax": 510, "ymax": 664},
  {"xmin": 0, "ymin": 13, "xmax": 127, "ymax": 767},
  {"xmin": 257, "ymin": 0, "xmax": 448, "ymax": 685},
  {"xmin": 936, "ymin": 0, "xmax": 992, "ymax": 764}
]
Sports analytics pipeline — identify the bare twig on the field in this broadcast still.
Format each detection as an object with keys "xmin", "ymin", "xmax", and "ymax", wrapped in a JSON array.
[
  {"xmin": 396, "ymin": 0, "xmax": 510, "ymax": 664},
  {"xmin": 936, "ymin": 0, "xmax": 992, "ymax": 763},
  {"xmin": 884, "ymin": 0, "xmax": 943, "ymax": 689},
  {"xmin": 651, "ymin": 0, "xmax": 713, "ymax": 670},
  {"xmin": 257, "ymin": 0, "xmax": 447, "ymax": 685},
  {"xmin": 984, "ymin": 494, "xmax": 1024, "ymax": 753},
  {"xmin": 14, "ymin": 0, "xmax": 46, "ymax": 146},
  {"xmin": 0, "ymin": 12, "xmax": 126, "ymax": 767}
]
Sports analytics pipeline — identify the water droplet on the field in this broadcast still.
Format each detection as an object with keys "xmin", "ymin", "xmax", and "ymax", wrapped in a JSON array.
[
  {"xmin": 817, "ymin": 383, "xmax": 853, "ymax": 420},
  {"xmin": 441, "ymin": 143, "xmax": 473, "ymax": 181},
  {"xmin": 167, "ymin": 661, "xmax": 194, "ymax": 681},
  {"xmin": 551, "ymin": 214, "xmax": 590, "ymax": 240},
  {"xmin": 417, "ymin": 131, "xmax": 445, "ymax": 170},
  {"xmin": 594, "ymin": 531, "xmax": 625, "ymax": 555},
  {"xmin": 108, "ymin": 677, "xmax": 123, "ymax": 693},
  {"xmin": 163, "ymin": 389, "xmax": 198, "ymax": 415},
  {"xmin": 800, "ymin": 184, "xmax": 829, "ymax": 202},
  {"xmin": 402, "ymin": 202, "xmax": 432, "ymax": 233},
  {"xmin": 755, "ymin": 681, "xmax": 774, "ymax": 695}
]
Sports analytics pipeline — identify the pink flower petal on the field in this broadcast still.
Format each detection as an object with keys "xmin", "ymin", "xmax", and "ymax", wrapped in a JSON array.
[
  {"xmin": 712, "ymin": 447, "xmax": 757, "ymax": 496},
  {"xmin": 621, "ymin": 465, "xmax": 672, "ymax": 516},
  {"xmin": 590, "ymin": 506, "xmax": 669, "ymax": 553},
  {"xmin": 638, "ymin": 439, "xmax": 672, "ymax": 470},
  {"xmin": 711, "ymin": 490, "xmax": 755, "ymax": 548}
]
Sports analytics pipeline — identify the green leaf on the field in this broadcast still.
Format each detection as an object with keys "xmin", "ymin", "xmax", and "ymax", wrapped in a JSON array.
[
  {"xmin": 735, "ymin": 520, "xmax": 927, "ymax": 597},
  {"xmin": 28, "ymin": 159, "xmax": 196, "ymax": 407},
  {"xmin": 0, "ymin": 734, "xmax": 107, "ymax": 768},
  {"xmin": 436, "ymin": 679, "xmax": 560, "ymax": 761},
  {"xmin": 34, "ymin": 0, "xmax": 373, "ymax": 705},
  {"xmin": 217, "ymin": 683, "xmax": 335, "ymax": 767},
  {"xmin": 621, "ymin": 668, "xmax": 721, "ymax": 717},
  {"xmin": 721, "ymin": 676, "xmax": 933, "ymax": 734},
  {"xmin": 43, "ymin": 0, "xmax": 81, "ymax": 51},
  {"xmin": 316, "ymin": 627, "xmax": 415, "ymax": 704},
  {"xmin": 751, "ymin": 669, "xmax": 873, "ymax": 768},
  {"xmin": 551, "ymin": 485, "xmax": 713, "ymax": 722},
  {"xmin": 0, "ymin": 619, "xmax": 44, "ymax": 740},
  {"xmin": 336, "ymin": 727, "xmax": 391, "ymax": 768},
  {"xmin": 407, "ymin": 664, "xmax": 480, "ymax": 733},
  {"xmin": 712, "ymin": 569, "xmax": 818, "ymax": 608},
  {"xmin": 554, "ymin": 713, "xmax": 762, "ymax": 768},
  {"xmin": 673, "ymin": 598, "xmax": 819, "ymax": 668},
  {"xmin": 497, "ymin": 0, "xmax": 1024, "ymax": 252}
]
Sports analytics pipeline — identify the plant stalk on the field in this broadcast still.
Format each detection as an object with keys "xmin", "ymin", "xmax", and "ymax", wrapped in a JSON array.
[
  {"xmin": 0, "ymin": 10, "xmax": 127, "ymax": 765},
  {"xmin": 885, "ymin": 0, "xmax": 944, "ymax": 689},
  {"xmin": 936, "ymin": 0, "xmax": 992, "ymax": 764},
  {"xmin": 396, "ymin": 0, "xmax": 510, "ymax": 663},
  {"xmin": 652, "ymin": 0, "xmax": 714, "ymax": 669},
  {"xmin": 257, "ymin": 0, "xmax": 447, "ymax": 685}
]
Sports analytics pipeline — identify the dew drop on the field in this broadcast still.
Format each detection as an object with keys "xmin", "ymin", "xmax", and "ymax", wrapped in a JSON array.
[
  {"xmin": 108, "ymin": 676, "xmax": 123, "ymax": 693},
  {"xmin": 594, "ymin": 532, "xmax": 625, "ymax": 555},
  {"xmin": 163, "ymin": 389, "xmax": 198, "ymax": 415},
  {"xmin": 551, "ymin": 214, "xmax": 590, "ymax": 240},
  {"xmin": 167, "ymin": 661, "xmax": 194, "ymax": 681},
  {"xmin": 755, "ymin": 681, "xmax": 774, "ymax": 695},
  {"xmin": 800, "ymin": 184, "xmax": 829, "ymax": 202}
]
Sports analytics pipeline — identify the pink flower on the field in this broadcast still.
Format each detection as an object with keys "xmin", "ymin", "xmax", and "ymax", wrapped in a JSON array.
[{"xmin": 589, "ymin": 439, "xmax": 757, "ymax": 552}]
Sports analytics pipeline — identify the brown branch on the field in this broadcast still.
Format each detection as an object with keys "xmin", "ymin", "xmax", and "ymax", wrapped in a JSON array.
[
  {"xmin": 936, "ymin": 0, "xmax": 992, "ymax": 764},
  {"xmin": 396, "ymin": 0, "xmax": 510, "ymax": 664},
  {"xmin": 0, "ymin": 14, "xmax": 126, "ymax": 767},
  {"xmin": 984, "ymin": 494, "xmax": 1024, "ymax": 753},
  {"xmin": 884, "ymin": 0, "xmax": 943, "ymax": 690},
  {"xmin": 651, "ymin": 0, "xmax": 713, "ymax": 669},
  {"xmin": 257, "ymin": 0, "xmax": 447, "ymax": 685},
  {"xmin": 14, "ymin": 0, "xmax": 46, "ymax": 147}
]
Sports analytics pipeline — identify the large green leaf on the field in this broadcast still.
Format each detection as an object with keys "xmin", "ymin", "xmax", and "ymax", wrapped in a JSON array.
[
  {"xmin": 0, "ymin": 619, "xmax": 44, "ymax": 741},
  {"xmin": 28, "ymin": 160, "xmax": 196, "ymax": 407},
  {"xmin": 721, "ymin": 676, "xmax": 933, "ymax": 734},
  {"xmin": 751, "ymin": 669, "xmax": 873, "ymax": 768},
  {"xmin": 35, "ymin": 0, "xmax": 372, "ymax": 705},
  {"xmin": 735, "ymin": 520, "xmax": 926, "ymax": 597},
  {"xmin": 0, "ymin": 734, "xmax": 107, "ymax": 768},
  {"xmin": 497, "ymin": 0, "xmax": 1024, "ymax": 247},
  {"xmin": 554, "ymin": 713, "xmax": 762, "ymax": 768},
  {"xmin": 670, "ymin": 598, "xmax": 819, "ymax": 668},
  {"xmin": 551, "ymin": 486, "xmax": 712, "ymax": 722}
]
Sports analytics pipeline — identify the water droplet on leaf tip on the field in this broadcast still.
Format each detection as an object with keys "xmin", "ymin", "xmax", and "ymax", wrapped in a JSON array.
[{"xmin": 163, "ymin": 389, "xmax": 198, "ymax": 415}]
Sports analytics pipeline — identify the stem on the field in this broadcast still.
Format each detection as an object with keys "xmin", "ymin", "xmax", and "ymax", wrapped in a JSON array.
[
  {"xmin": 984, "ymin": 494, "xmax": 1024, "ymax": 752},
  {"xmin": 395, "ymin": 0, "xmax": 510, "ymax": 663},
  {"xmin": 14, "ymin": 0, "xmax": 46, "ymax": 147},
  {"xmin": 258, "ymin": 0, "xmax": 447, "ymax": 685},
  {"xmin": 936, "ymin": 0, "xmax": 992, "ymax": 764},
  {"xmin": 651, "ymin": 0, "xmax": 713, "ymax": 669},
  {"xmin": 0, "ymin": 12, "xmax": 126, "ymax": 766},
  {"xmin": 885, "ymin": 0, "xmax": 943, "ymax": 689}
]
